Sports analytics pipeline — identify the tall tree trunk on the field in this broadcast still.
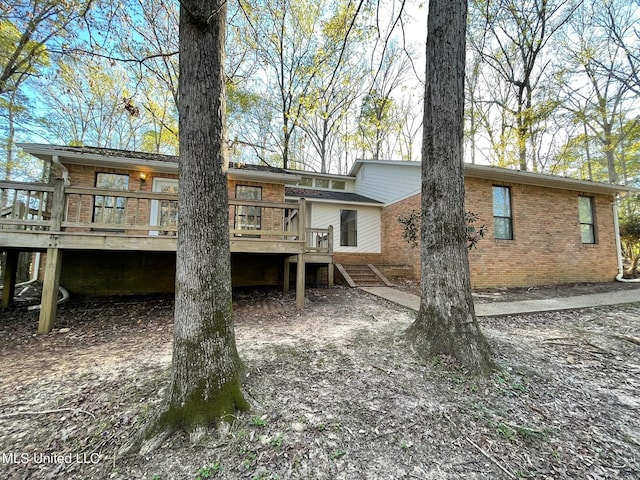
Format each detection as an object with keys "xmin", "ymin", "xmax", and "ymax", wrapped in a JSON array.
[
  {"xmin": 154, "ymin": 0, "xmax": 248, "ymax": 434},
  {"xmin": 516, "ymin": 86, "xmax": 529, "ymax": 171},
  {"xmin": 407, "ymin": 0, "xmax": 493, "ymax": 375},
  {"xmin": 604, "ymin": 128, "xmax": 618, "ymax": 184},
  {"xmin": 583, "ymin": 120, "xmax": 593, "ymax": 181}
]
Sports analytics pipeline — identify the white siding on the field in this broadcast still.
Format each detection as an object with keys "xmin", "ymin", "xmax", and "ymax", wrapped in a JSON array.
[
  {"xmin": 354, "ymin": 163, "xmax": 420, "ymax": 204},
  {"xmin": 310, "ymin": 203, "xmax": 381, "ymax": 253}
]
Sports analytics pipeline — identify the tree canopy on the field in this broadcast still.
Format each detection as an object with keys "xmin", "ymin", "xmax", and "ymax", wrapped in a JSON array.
[{"xmin": 1, "ymin": 0, "xmax": 638, "ymax": 183}]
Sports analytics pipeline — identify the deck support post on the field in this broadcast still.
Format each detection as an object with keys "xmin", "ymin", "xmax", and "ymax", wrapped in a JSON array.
[
  {"xmin": 327, "ymin": 225, "xmax": 334, "ymax": 288},
  {"xmin": 1, "ymin": 250, "xmax": 19, "ymax": 307},
  {"xmin": 328, "ymin": 261, "xmax": 334, "ymax": 288},
  {"xmin": 296, "ymin": 253, "xmax": 305, "ymax": 309},
  {"xmin": 283, "ymin": 256, "xmax": 291, "ymax": 293},
  {"xmin": 38, "ymin": 248, "xmax": 63, "ymax": 334}
]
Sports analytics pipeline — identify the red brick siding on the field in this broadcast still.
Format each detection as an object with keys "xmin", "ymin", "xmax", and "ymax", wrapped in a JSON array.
[
  {"xmin": 63, "ymin": 166, "xmax": 287, "ymax": 234},
  {"xmin": 64, "ymin": 164, "xmax": 178, "ymax": 232},
  {"xmin": 380, "ymin": 177, "xmax": 619, "ymax": 288},
  {"xmin": 333, "ymin": 252, "xmax": 387, "ymax": 265},
  {"xmin": 228, "ymin": 179, "xmax": 286, "ymax": 235},
  {"xmin": 380, "ymin": 194, "xmax": 422, "ymax": 278}
]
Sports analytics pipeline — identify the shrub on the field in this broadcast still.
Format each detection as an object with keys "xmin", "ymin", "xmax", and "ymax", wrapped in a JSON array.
[{"xmin": 398, "ymin": 210, "xmax": 486, "ymax": 250}]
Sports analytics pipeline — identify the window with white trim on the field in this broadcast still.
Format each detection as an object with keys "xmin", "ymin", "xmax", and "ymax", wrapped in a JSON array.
[
  {"xmin": 578, "ymin": 196, "xmax": 596, "ymax": 244},
  {"xmin": 493, "ymin": 186, "xmax": 513, "ymax": 240},
  {"xmin": 340, "ymin": 209, "xmax": 357, "ymax": 246}
]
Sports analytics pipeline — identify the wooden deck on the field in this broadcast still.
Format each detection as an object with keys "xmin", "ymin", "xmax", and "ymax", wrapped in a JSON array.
[{"xmin": 1, "ymin": 179, "xmax": 334, "ymax": 332}]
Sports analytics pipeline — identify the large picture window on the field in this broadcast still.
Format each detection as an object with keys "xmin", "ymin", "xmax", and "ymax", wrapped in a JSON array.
[
  {"xmin": 94, "ymin": 173, "xmax": 129, "ymax": 226},
  {"xmin": 235, "ymin": 185, "xmax": 262, "ymax": 234},
  {"xmin": 578, "ymin": 196, "xmax": 596, "ymax": 244},
  {"xmin": 340, "ymin": 209, "xmax": 357, "ymax": 246},
  {"xmin": 493, "ymin": 186, "xmax": 513, "ymax": 240}
]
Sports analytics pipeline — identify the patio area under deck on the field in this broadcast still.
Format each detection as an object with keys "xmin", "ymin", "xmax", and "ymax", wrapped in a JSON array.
[{"xmin": 0, "ymin": 179, "xmax": 334, "ymax": 333}]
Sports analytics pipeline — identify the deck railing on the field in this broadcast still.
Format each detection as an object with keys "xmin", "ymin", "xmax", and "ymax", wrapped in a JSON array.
[
  {"xmin": 305, "ymin": 226, "xmax": 334, "ymax": 253},
  {"xmin": 62, "ymin": 186, "xmax": 180, "ymax": 234},
  {"xmin": 0, "ymin": 179, "xmax": 333, "ymax": 254},
  {"xmin": 0, "ymin": 181, "xmax": 53, "ymax": 230}
]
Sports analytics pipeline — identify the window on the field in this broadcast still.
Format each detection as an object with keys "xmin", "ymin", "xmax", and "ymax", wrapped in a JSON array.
[
  {"xmin": 493, "ymin": 186, "xmax": 513, "ymax": 240},
  {"xmin": 340, "ymin": 209, "xmax": 357, "ymax": 246},
  {"xmin": 298, "ymin": 177, "xmax": 312, "ymax": 187},
  {"xmin": 578, "ymin": 196, "xmax": 596, "ymax": 244},
  {"xmin": 315, "ymin": 178, "xmax": 330, "ymax": 189},
  {"xmin": 332, "ymin": 180, "xmax": 346, "ymax": 190},
  {"xmin": 235, "ymin": 185, "xmax": 262, "ymax": 234},
  {"xmin": 94, "ymin": 173, "xmax": 129, "ymax": 226}
]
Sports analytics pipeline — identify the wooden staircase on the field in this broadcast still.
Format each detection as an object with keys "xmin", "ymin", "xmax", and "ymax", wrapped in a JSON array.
[{"xmin": 335, "ymin": 264, "xmax": 393, "ymax": 288}]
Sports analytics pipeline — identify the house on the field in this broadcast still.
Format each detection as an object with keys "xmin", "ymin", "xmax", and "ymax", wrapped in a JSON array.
[
  {"xmin": 287, "ymin": 159, "xmax": 635, "ymax": 288},
  {"xmin": 1, "ymin": 144, "xmax": 635, "ymax": 332}
]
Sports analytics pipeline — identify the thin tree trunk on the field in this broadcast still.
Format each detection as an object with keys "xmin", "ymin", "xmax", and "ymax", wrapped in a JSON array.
[
  {"xmin": 153, "ymin": 0, "xmax": 248, "ymax": 435},
  {"xmin": 603, "ymin": 121, "xmax": 618, "ymax": 184},
  {"xmin": 407, "ymin": 0, "xmax": 493, "ymax": 375},
  {"xmin": 583, "ymin": 120, "xmax": 593, "ymax": 181}
]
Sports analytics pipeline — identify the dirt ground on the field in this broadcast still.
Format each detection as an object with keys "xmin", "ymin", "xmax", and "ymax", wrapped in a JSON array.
[{"xmin": 0, "ymin": 283, "xmax": 639, "ymax": 479}]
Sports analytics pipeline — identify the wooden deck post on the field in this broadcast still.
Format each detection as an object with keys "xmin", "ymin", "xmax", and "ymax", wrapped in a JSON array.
[
  {"xmin": 38, "ymin": 179, "xmax": 65, "ymax": 334},
  {"xmin": 296, "ymin": 252, "xmax": 305, "ymax": 309},
  {"xmin": 295, "ymin": 198, "xmax": 307, "ymax": 308},
  {"xmin": 38, "ymin": 248, "xmax": 63, "ymax": 334},
  {"xmin": 49, "ymin": 178, "xmax": 65, "ymax": 232},
  {"xmin": 283, "ymin": 256, "xmax": 291, "ymax": 292},
  {"xmin": 327, "ymin": 225, "xmax": 334, "ymax": 288},
  {"xmin": 328, "ymin": 262, "xmax": 334, "ymax": 288},
  {"xmin": 1, "ymin": 250, "xmax": 19, "ymax": 307}
]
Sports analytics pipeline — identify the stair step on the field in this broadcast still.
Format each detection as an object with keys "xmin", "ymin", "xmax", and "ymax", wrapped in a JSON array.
[{"xmin": 335, "ymin": 263, "xmax": 393, "ymax": 288}]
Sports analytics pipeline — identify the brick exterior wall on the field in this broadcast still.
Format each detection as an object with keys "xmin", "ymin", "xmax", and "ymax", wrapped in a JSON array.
[
  {"xmin": 378, "ymin": 177, "xmax": 619, "ymax": 288},
  {"xmin": 228, "ymin": 179, "xmax": 286, "ymax": 235},
  {"xmin": 64, "ymin": 166, "xmax": 285, "ymax": 234},
  {"xmin": 64, "ymin": 164, "xmax": 179, "ymax": 233},
  {"xmin": 227, "ymin": 179, "xmax": 285, "ymax": 202}
]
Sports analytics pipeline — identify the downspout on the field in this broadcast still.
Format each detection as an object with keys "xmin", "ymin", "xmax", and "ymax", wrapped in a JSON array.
[
  {"xmin": 31, "ymin": 252, "xmax": 40, "ymax": 282},
  {"xmin": 613, "ymin": 195, "xmax": 640, "ymax": 283},
  {"xmin": 51, "ymin": 155, "xmax": 70, "ymax": 186}
]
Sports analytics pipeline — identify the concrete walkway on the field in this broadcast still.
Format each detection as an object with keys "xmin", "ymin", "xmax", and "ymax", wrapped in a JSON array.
[{"xmin": 360, "ymin": 286, "xmax": 640, "ymax": 317}]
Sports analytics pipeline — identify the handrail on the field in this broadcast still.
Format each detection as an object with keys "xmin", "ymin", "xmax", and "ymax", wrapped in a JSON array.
[
  {"xmin": 0, "ymin": 181, "xmax": 53, "ymax": 231},
  {"xmin": 229, "ymin": 198, "xmax": 296, "ymax": 210},
  {"xmin": 0, "ymin": 181, "xmax": 53, "ymax": 191},
  {"xmin": 65, "ymin": 186, "xmax": 178, "ymax": 201},
  {"xmin": 305, "ymin": 226, "xmax": 333, "ymax": 253}
]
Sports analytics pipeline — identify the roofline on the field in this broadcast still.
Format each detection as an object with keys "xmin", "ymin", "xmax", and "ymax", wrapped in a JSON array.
[
  {"xmin": 285, "ymin": 168, "xmax": 355, "ymax": 180},
  {"xmin": 230, "ymin": 170, "xmax": 300, "ymax": 184},
  {"xmin": 384, "ymin": 189, "xmax": 422, "ymax": 207},
  {"xmin": 18, "ymin": 143, "xmax": 299, "ymax": 183},
  {"xmin": 464, "ymin": 163, "xmax": 638, "ymax": 195},
  {"xmin": 19, "ymin": 143, "xmax": 179, "ymax": 173},
  {"xmin": 349, "ymin": 158, "xmax": 637, "ymax": 195},
  {"xmin": 348, "ymin": 159, "xmax": 413, "ymax": 176}
]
